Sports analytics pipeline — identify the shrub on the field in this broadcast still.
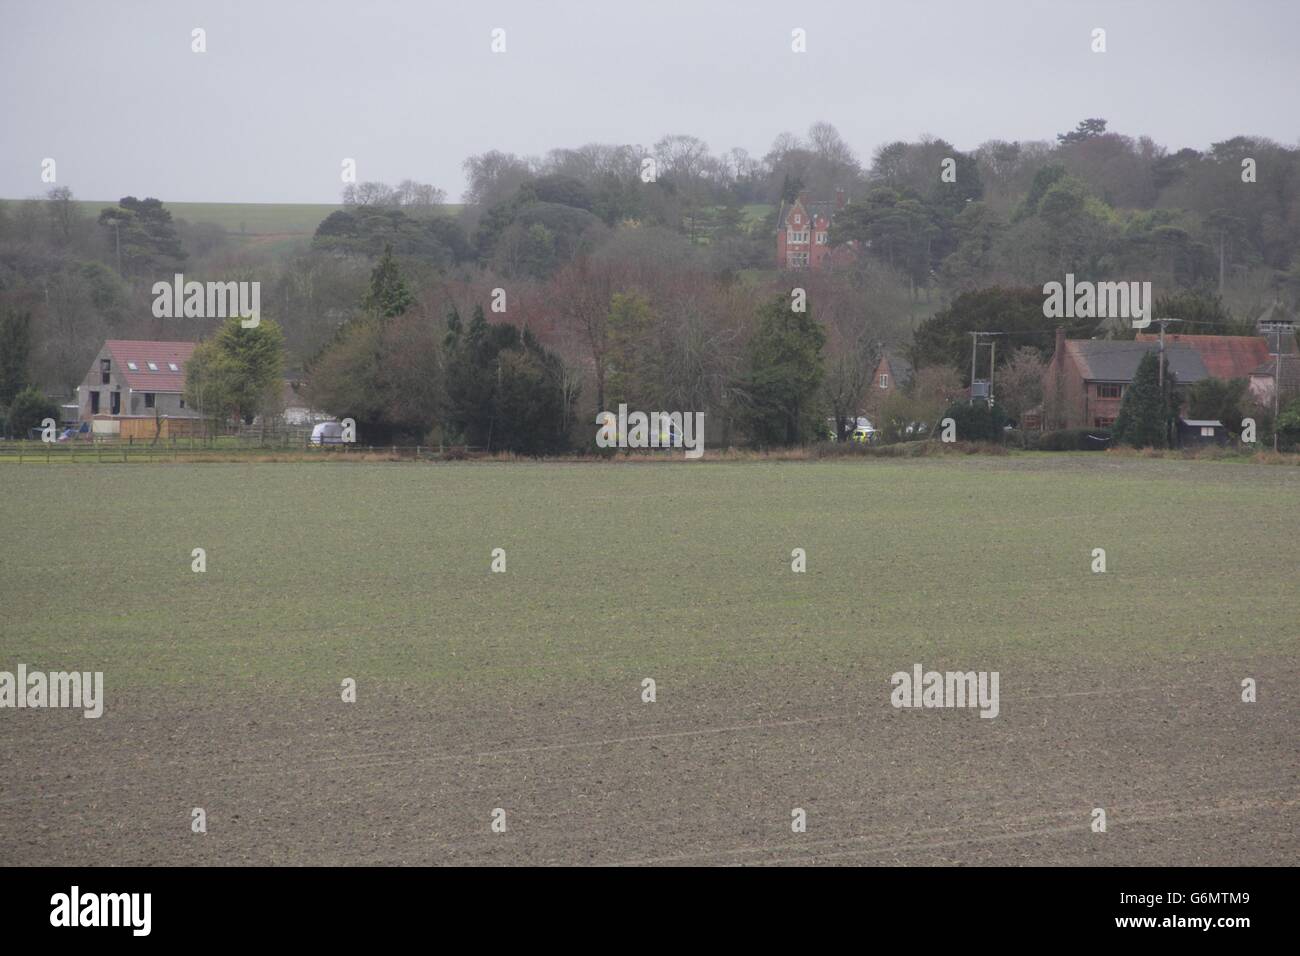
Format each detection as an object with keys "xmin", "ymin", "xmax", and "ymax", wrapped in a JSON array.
[
  {"xmin": 1038, "ymin": 427, "xmax": 1112, "ymax": 451},
  {"xmin": 6, "ymin": 386, "xmax": 59, "ymax": 438},
  {"xmin": 1277, "ymin": 397, "xmax": 1300, "ymax": 452},
  {"xmin": 938, "ymin": 401, "xmax": 1010, "ymax": 443}
]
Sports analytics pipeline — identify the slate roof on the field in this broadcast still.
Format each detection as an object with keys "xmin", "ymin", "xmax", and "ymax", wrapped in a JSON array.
[
  {"xmin": 777, "ymin": 195, "xmax": 841, "ymax": 227},
  {"xmin": 105, "ymin": 340, "xmax": 196, "ymax": 393},
  {"xmin": 1134, "ymin": 334, "xmax": 1269, "ymax": 381},
  {"xmin": 1066, "ymin": 340, "xmax": 1208, "ymax": 384},
  {"xmin": 881, "ymin": 350, "xmax": 914, "ymax": 387},
  {"xmin": 1251, "ymin": 354, "xmax": 1300, "ymax": 389}
]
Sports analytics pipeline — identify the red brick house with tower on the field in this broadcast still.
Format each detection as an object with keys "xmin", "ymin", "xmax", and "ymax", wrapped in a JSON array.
[{"xmin": 776, "ymin": 190, "xmax": 856, "ymax": 270}]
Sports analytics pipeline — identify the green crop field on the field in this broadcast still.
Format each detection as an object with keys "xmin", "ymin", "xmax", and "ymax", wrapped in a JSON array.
[
  {"xmin": 4, "ymin": 456, "xmax": 1297, "ymax": 690},
  {"xmin": 3, "ymin": 454, "xmax": 1297, "ymax": 865}
]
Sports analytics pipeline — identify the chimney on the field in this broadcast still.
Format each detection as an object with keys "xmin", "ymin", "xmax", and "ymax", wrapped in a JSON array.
[
  {"xmin": 835, "ymin": 187, "xmax": 846, "ymax": 210},
  {"xmin": 1053, "ymin": 327, "xmax": 1065, "ymax": 367}
]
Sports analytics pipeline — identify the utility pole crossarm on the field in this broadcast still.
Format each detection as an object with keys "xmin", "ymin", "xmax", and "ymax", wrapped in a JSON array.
[{"xmin": 967, "ymin": 331, "xmax": 1004, "ymax": 403}]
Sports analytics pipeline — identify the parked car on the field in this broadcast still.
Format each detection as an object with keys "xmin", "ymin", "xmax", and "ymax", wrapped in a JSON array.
[{"xmin": 825, "ymin": 416, "xmax": 876, "ymax": 442}]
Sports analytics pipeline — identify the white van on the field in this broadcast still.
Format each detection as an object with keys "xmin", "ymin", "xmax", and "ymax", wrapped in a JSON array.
[{"xmin": 310, "ymin": 421, "xmax": 346, "ymax": 445}]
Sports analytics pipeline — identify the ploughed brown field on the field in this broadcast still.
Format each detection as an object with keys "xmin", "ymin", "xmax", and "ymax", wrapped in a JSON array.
[{"xmin": 1, "ymin": 455, "xmax": 1296, "ymax": 865}]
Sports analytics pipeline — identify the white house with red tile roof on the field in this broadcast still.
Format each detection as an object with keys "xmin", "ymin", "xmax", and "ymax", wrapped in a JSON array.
[{"xmin": 77, "ymin": 339, "xmax": 200, "ymax": 436}]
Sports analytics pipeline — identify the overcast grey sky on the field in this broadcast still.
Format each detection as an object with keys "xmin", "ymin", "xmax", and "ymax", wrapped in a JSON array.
[{"xmin": 2, "ymin": 0, "xmax": 1297, "ymax": 204}]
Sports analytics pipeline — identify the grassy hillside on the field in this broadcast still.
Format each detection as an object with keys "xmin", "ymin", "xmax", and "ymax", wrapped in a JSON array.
[{"xmin": 74, "ymin": 200, "xmax": 462, "ymax": 237}]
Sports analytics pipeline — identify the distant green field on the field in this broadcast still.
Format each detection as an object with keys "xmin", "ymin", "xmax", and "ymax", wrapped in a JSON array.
[
  {"xmin": 3, "ymin": 456, "xmax": 1297, "ymax": 691},
  {"xmin": 74, "ymin": 200, "xmax": 462, "ymax": 236}
]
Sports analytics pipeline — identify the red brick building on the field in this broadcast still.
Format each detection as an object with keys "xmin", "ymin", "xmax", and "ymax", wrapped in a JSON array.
[
  {"xmin": 776, "ymin": 190, "xmax": 856, "ymax": 270},
  {"xmin": 1042, "ymin": 328, "xmax": 1209, "ymax": 429},
  {"xmin": 857, "ymin": 349, "xmax": 912, "ymax": 421}
]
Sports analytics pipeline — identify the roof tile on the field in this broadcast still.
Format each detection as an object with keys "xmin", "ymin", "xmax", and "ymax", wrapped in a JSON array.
[{"xmin": 105, "ymin": 340, "xmax": 195, "ymax": 392}]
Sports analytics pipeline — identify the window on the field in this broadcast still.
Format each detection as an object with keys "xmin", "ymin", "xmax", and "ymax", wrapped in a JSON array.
[
  {"xmin": 1200, "ymin": 426, "xmax": 1215, "ymax": 437},
  {"xmin": 793, "ymin": 214, "xmax": 801, "ymax": 224},
  {"xmin": 1097, "ymin": 383, "xmax": 1123, "ymax": 399},
  {"xmin": 144, "ymin": 393, "xmax": 155, "ymax": 409},
  {"xmin": 147, "ymin": 362, "xmax": 159, "ymax": 371},
  {"xmin": 787, "ymin": 252, "xmax": 809, "ymax": 267},
  {"xmin": 101, "ymin": 358, "xmax": 111, "ymax": 385},
  {"xmin": 110, "ymin": 391, "xmax": 120, "ymax": 415},
  {"xmin": 127, "ymin": 362, "xmax": 138, "ymax": 371},
  {"xmin": 815, "ymin": 232, "xmax": 827, "ymax": 244},
  {"xmin": 90, "ymin": 391, "xmax": 100, "ymax": 414},
  {"xmin": 179, "ymin": 398, "xmax": 185, "ymax": 408},
  {"xmin": 787, "ymin": 229, "xmax": 809, "ymax": 244},
  {"xmin": 879, "ymin": 374, "xmax": 889, "ymax": 389},
  {"xmin": 168, "ymin": 363, "xmax": 179, "ymax": 372}
]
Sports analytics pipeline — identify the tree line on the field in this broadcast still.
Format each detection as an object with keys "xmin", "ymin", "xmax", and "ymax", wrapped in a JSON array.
[{"xmin": 2, "ymin": 117, "xmax": 1299, "ymax": 447}]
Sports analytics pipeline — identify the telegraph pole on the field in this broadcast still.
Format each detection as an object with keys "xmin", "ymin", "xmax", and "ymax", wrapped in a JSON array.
[
  {"xmin": 1153, "ymin": 318, "xmax": 1182, "ymax": 389},
  {"xmin": 968, "ymin": 331, "xmax": 1004, "ymax": 403},
  {"xmin": 1274, "ymin": 345, "xmax": 1281, "ymax": 453},
  {"xmin": 108, "ymin": 219, "xmax": 123, "ymax": 276},
  {"xmin": 970, "ymin": 332, "xmax": 979, "ymax": 403},
  {"xmin": 989, "ymin": 337, "xmax": 997, "ymax": 405}
]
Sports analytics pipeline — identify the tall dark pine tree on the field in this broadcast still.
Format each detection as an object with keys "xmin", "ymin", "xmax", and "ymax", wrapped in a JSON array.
[
  {"xmin": 365, "ymin": 244, "xmax": 415, "ymax": 320},
  {"xmin": 442, "ymin": 305, "xmax": 575, "ymax": 455},
  {"xmin": 0, "ymin": 307, "xmax": 33, "ymax": 406},
  {"xmin": 1112, "ymin": 351, "xmax": 1173, "ymax": 448},
  {"xmin": 731, "ymin": 295, "xmax": 827, "ymax": 446},
  {"xmin": 97, "ymin": 196, "xmax": 186, "ymax": 277}
]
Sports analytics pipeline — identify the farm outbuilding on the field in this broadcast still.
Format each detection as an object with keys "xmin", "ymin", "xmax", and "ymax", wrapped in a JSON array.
[{"xmin": 1177, "ymin": 418, "xmax": 1229, "ymax": 447}]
